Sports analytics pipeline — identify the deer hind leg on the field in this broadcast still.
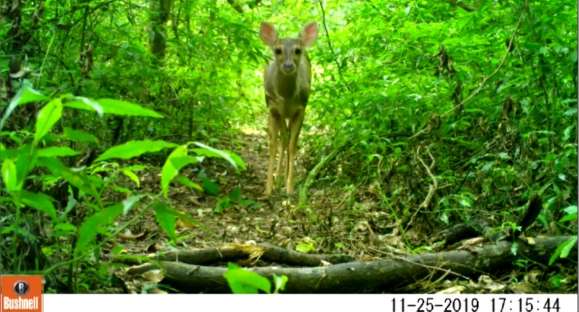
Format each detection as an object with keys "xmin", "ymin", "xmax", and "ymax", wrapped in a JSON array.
[
  {"xmin": 266, "ymin": 113, "xmax": 281, "ymax": 196},
  {"xmin": 286, "ymin": 109, "xmax": 305, "ymax": 194}
]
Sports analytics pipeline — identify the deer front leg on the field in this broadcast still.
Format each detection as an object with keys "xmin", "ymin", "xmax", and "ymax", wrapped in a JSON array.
[
  {"xmin": 266, "ymin": 113, "xmax": 281, "ymax": 196},
  {"xmin": 275, "ymin": 120, "xmax": 289, "ymax": 186},
  {"xmin": 286, "ymin": 109, "xmax": 305, "ymax": 194}
]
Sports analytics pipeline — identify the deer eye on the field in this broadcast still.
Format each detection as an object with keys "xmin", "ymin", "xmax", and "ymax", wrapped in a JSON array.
[
  {"xmin": 295, "ymin": 48, "xmax": 302, "ymax": 55},
  {"xmin": 274, "ymin": 48, "xmax": 282, "ymax": 55}
]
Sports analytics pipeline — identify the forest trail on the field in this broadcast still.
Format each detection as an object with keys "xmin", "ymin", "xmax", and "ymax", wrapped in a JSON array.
[{"xmin": 124, "ymin": 126, "xmax": 400, "ymax": 259}]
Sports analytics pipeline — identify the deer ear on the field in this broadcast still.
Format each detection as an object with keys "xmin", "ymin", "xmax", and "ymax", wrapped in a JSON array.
[
  {"xmin": 260, "ymin": 22, "xmax": 277, "ymax": 47},
  {"xmin": 301, "ymin": 22, "xmax": 318, "ymax": 47}
]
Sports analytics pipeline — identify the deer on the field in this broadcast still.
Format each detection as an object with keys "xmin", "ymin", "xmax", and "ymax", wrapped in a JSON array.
[{"xmin": 260, "ymin": 22, "xmax": 318, "ymax": 196}]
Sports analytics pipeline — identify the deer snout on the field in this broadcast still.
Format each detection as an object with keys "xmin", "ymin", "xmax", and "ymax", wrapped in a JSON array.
[{"xmin": 282, "ymin": 62, "xmax": 295, "ymax": 73}]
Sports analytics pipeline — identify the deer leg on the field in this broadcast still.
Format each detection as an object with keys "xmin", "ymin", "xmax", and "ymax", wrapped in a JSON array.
[
  {"xmin": 266, "ymin": 113, "xmax": 281, "ymax": 196},
  {"xmin": 286, "ymin": 109, "xmax": 304, "ymax": 194},
  {"xmin": 275, "ymin": 119, "xmax": 288, "ymax": 185}
]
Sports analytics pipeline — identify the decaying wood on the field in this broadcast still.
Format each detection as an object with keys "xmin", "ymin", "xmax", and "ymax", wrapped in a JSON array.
[
  {"xmin": 136, "ymin": 236, "xmax": 575, "ymax": 293},
  {"xmin": 115, "ymin": 243, "xmax": 354, "ymax": 266},
  {"xmin": 156, "ymin": 243, "xmax": 354, "ymax": 266}
]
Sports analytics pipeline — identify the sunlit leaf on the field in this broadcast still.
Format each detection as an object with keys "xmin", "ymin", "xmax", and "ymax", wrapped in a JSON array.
[
  {"xmin": 122, "ymin": 195, "xmax": 145, "ymax": 215},
  {"xmin": 152, "ymin": 201, "xmax": 178, "ymax": 242},
  {"xmin": 96, "ymin": 140, "xmax": 177, "ymax": 162},
  {"xmin": 2, "ymin": 159, "xmax": 19, "ymax": 192},
  {"xmin": 34, "ymin": 98, "xmax": 63, "ymax": 145},
  {"xmin": 63, "ymin": 127, "xmax": 99, "ymax": 144},
  {"xmin": 74, "ymin": 204, "xmax": 123, "ymax": 256},
  {"xmin": 20, "ymin": 191, "xmax": 58, "ymax": 220},
  {"xmin": 160, "ymin": 145, "xmax": 200, "ymax": 197},
  {"xmin": 223, "ymin": 263, "xmax": 271, "ymax": 294},
  {"xmin": 193, "ymin": 142, "xmax": 246, "ymax": 171},
  {"xmin": 65, "ymin": 98, "xmax": 162, "ymax": 118},
  {"xmin": 0, "ymin": 85, "xmax": 48, "ymax": 131},
  {"xmin": 37, "ymin": 146, "xmax": 80, "ymax": 158}
]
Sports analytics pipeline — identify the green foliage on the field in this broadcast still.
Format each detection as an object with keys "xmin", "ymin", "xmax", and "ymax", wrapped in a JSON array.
[
  {"xmin": 96, "ymin": 140, "xmax": 177, "ymax": 161},
  {"xmin": 224, "ymin": 263, "xmax": 271, "ymax": 294},
  {"xmin": 1, "ymin": 0, "xmax": 576, "ymax": 293},
  {"xmin": 0, "ymin": 87, "xmax": 245, "ymax": 292},
  {"xmin": 549, "ymin": 237, "xmax": 578, "ymax": 265}
]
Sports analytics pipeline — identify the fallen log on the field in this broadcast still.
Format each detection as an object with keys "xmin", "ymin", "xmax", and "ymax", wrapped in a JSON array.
[
  {"xmin": 143, "ymin": 236, "xmax": 575, "ymax": 293},
  {"xmin": 156, "ymin": 242, "xmax": 354, "ymax": 266}
]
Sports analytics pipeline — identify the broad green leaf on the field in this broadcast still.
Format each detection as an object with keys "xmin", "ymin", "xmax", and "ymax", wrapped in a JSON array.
[
  {"xmin": 296, "ymin": 240, "xmax": 315, "ymax": 253},
  {"xmin": 121, "ymin": 168, "xmax": 141, "ymax": 187},
  {"xmin": 97, "ymin": 99, "xmax": 162, "ymax": 118},
  {"xmin": 37, "ymin": 146, "xmax": 80, "ymax": 158},
  {"xmin": 272, "ymin": 274, "xmax": 288, "ymax": 293},
  {"xmin": 160, "ymin": 145, "xmax": 200, "ymax": 197},
  {"xmin": 65, "ymin": 98, "xmax": 162, "ymax": 118},
  {"xmin": 549, "ymin": 237, "xmax": 578, "ymax": 265},
  {"xmin": 96, "ymin": 140, "xmax": 177, "ymax": 161},
  {"xmin": 2, "ymin": 159, "xmax": 19, "ymax": 192},
  {"xmin": 34, "ymin": 98, "xmax": 63, "ymax": 145},
  {"xmin": 202, "ymin": 178, "xmax": 220, "ymax": 196},
  {"xmin": 63, "ymin": 96, "xmax": 103, "ymax": 116},
  {"xmin": 559, "ymin": 237, "xmax": 577, "ymax": 259},
  {"xmin": 153, "ymin": 201, "xmax": 177, "ymax": 242},
  {"xmin": 224, "ymin": 263, "xmax": 271, "ymax": 294},
  {"xmin": 38, "ymin": 157, "xmax": 99, "ymax": 196},
  {"xmin": 14, "ymin": 144, "xmax": 37, "ymax": 188},
  {"xmin": 0, "ymin": 85, "xmax": 48, "ymax": 131},
  {"xmin": 193, "ymin": 142, "xmax": 246, "ymax": 171},
  {"xmin": 14, "ymin": 85, "xmax": 49, "ymax": 105},
  {"xmin": 122, "ymin": 195, "xmax": 145, "ymax": 215},
  {"xmin": 74, "ymin": 204, "xmax": 123, "ymax": 256},
  {"xmin": 63, "ymin": 127, "xmax": 99, "ymax": 144},
  {"xmin": 20, "ymin": 191, "xmax": 57, "ymax": 220},
  {"xmin": 175, "ymin": 175, "xmax": 203, "ymax": 192},
  {"xmin": 229, "ymin": 187, "xmax": 241, "ymax": 202},
  {"xmin": 54, "ymin": 223, "xmax": 77, "ymax": 237}
]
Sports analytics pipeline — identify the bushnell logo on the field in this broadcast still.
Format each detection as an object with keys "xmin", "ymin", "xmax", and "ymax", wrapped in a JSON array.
[{"xmin": 13, "ymin": 281, "xmax": 29, "ymax": 295}]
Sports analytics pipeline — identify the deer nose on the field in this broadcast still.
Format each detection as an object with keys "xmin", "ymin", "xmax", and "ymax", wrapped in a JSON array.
[{"xmin": 283, "ymin": 63, "xmax": 294, "ymax": 71}]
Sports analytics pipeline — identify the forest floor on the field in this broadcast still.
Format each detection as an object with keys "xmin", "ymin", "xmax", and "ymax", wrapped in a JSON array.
[
  {"xmin": 123, "ymin": 126, "xmax": 403, "ymax": 259},
  {"xmin": 115, "ymin": 126, "xmax": 574, "ymax": 293}
]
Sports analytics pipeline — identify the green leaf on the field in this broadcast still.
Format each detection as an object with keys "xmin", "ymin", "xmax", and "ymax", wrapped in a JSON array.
[
  {"xmin": 202, "ymin": 178, "xmax": 220, "ymax": 196},
  {"xmin": 229, "ymin": 186, "xmax": 241, "ymax": 202},
  {"xmin": 0, "ymin": 85, "xmax": 48, "ymax": 131},
  {"xmin": 20, "ymin": 191, "xmax": 58, "ymax": 220},
  {"xmin": 63, "ymin": 96, "xmax": 103, "ymax": 116},
  {"xmin": 96, "ymin": 140, "xmax": 177, "ymax": 162},
  {"xmin": 74, "ymin": 204, "xmax": 123, "ymax": 256},
  {"xmin": 37, "ymin": 146, "xmax": 80, "ymax": 158},
  {"xmin": 175, "ymin": 175, "xmax": 203, "ymax": 192},
  {"xmin": 272, "ymin": 274, "xmax": 288, "ymax": 293},
  {"xmin": 549, "ymin": 237, "xmax": 578, "ymax": 265},
  {"xmin": 122, "ymin": 195, "xmax": 145, "ymax": 215},
  {"xmin": 63, "ymin": 127, "xmax": 99, "ymax": 144},
  {"xmin": 214, "ymin": 196, "xmax": 231, "ymax": 214},
  {"xmin": 34, "ymin": 98, "xmax": 63, "ymax": 145},
  {"xmin": 223, "ymin": 263, "xmax": 271, "ymax": 294},
  {"xmin": 559, "ymin": 237, "xmax": 577, "ymax": 259},
  {"xmin": 38, "ymin": 157, "xmax": 99, "ymax": 196},
  {"xmin": 14, "ymin": 85, "xmax": 49, "ymax": 105},
  {"xmin": 121, "ymin": 168, "xmax": 141, "ymax": 187},
  {"xmin": 153, "ymin": 201, "xmax": 178, "ymax": 243},
  {"xmin": 296, "ymin": 240, "xmax": 316, "ymax": 253},
  {"xmin": 193, "ymin": 142, "xmax": 246, "ymax": 171},
  {"xmin": 2, "ymin": 158, "xmax": 19, "ymax": 192},
  {"xmin": 65, "ymin": 98, "xmax": 162, "ymax": 118},
  {"xmin": 160, "ymin": 145, "xmax": 200, "ymax": 197}
]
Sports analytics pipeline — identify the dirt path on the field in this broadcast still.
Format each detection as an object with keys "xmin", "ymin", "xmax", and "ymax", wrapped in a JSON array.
[{"xmin": 122, "ymin": 127, "xmax": 397, "ymax": 263}]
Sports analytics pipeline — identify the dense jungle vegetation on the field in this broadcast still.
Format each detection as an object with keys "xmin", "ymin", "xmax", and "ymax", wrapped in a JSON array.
[{"xmin": 0, "ymin": 0, "xmax": 577, "ymax": 293}]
